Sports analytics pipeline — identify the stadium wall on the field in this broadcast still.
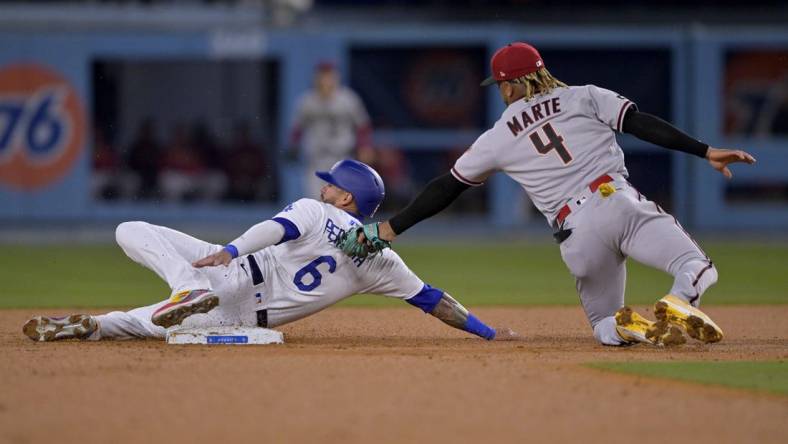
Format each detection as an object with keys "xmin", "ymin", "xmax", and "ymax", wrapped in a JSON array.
[{"xmin": 0, "ymin": 10, "xmax": 786, "ymax": 231}]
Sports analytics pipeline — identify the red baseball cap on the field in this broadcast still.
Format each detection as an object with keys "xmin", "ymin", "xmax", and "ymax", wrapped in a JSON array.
[
  {"xmin": 316, "ymin": 60, "xmax": 336, "ymax": 72},
  {"xmin": 480, "ymin": 42, "xmax": 545, "ymax": 86}
]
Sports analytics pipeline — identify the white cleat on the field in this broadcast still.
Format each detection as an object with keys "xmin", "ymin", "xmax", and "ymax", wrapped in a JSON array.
[{"xmin": 23, "ymin": 314, "xmax": 97, "ymax": 342}]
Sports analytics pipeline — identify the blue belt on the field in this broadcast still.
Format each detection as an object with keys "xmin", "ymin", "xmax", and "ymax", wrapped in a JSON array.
[
  {"xmin": 246, "ymin": 254, "xmax": 264, "ymax": 285},
  {"xmin": 246, "ymin": 255, "xmax": 267, "ymax": 327}
]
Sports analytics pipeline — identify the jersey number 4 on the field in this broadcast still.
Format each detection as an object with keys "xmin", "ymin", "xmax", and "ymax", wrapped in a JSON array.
[{"xmin": 529, "ymin": 123, "xmax": 572, "ymax": 164}]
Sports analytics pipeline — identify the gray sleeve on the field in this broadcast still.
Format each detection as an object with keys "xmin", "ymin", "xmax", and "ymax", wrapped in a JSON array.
[
  {"xmin": 451, "ymin": 128, "xmax": 499, "ymax": 186},
  {"xmin": 586, "ymin": 85, "xmax": 637, "ymax": 132},
  {"xmin": 347, "ymin": 90, "xmax": 371, "ymax": 128}
]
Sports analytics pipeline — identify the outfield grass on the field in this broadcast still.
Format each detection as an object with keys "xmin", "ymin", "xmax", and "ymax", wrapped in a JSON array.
[
  {"xmin": 589, "ymin": 361, "xmax": 788, "ymax": 396},
  {"xmin": 0, "ymin": 242, "xmax": 786, "ymax": 309}
]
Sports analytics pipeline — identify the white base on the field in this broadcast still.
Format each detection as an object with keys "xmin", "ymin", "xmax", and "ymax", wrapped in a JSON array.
[{"xmin": 166, "ymin": 326, "xmax": 284, "ymax": 345}]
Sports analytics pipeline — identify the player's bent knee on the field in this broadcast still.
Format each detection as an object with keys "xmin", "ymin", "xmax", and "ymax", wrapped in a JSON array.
[
  {"xmin": 593, "ymin": 316, "xmax": 626, "ymax": 346},
  {"xmin": 115, "ymin": 221, "xmax": 149, "ymax": 249}
]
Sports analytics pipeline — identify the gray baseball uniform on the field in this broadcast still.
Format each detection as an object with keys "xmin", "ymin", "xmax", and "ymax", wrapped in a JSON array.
[
  {"xmin": 451, "ymin": 85, "xmax": 717, "ymax": 345},
  {"xmin": 293, "ymin": 87, "xmax": 371, "ymax": 197}
]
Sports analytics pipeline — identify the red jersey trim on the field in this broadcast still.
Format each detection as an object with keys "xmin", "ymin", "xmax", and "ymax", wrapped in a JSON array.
[
  {"xmin": 451, "ymin": 167, "xmax": 484, "ymax": 187},
  {"xmin": 616, "ymin": 100, "xmax": 634, "ymax": 132}
]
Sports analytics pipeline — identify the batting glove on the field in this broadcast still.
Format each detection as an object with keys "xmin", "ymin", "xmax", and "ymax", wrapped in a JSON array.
[{"xmin": 361, "ymin": 223, "xmax": 391, "ymax": 253}]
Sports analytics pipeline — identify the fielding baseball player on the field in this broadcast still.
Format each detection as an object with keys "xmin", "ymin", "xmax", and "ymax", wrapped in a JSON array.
[
  {"xmin": 339, "ymin": 42, "xmax": 757, "ymax": 347},
  {"xmin": 23, "ymin": 160, "xmax": 517, "ymax": 343}
]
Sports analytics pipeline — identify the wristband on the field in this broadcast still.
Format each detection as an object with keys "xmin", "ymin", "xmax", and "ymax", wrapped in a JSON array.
[
  {"xmin": 223, "ymin": 244, "xmax": 239, "ymax": 259},
  {"xmin": 464, "ymin": 314, "xmax": 496, "ymax": 340}
]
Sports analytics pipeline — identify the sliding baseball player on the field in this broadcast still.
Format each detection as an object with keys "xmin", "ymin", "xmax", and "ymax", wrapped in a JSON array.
[{"xmin": 23, "ymin": 160, "xmax": 517, "ymax": 343}]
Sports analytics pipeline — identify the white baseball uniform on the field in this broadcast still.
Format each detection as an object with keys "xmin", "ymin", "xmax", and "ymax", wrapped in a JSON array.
[
  {"xmin": 93, "ymin": 199, "xmax": 426, "ymax": 340},
  {"xmin": 451, "ymin": 85, "xmax": 717, "ymax": 345}
]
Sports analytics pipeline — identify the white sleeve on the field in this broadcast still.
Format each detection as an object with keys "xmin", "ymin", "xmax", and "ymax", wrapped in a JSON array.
[
  {"xmin": 451, "ymin": 128, "xmax": 499, "ymax": 187},
  {"xmin": 586, "ymin": 85, "xmax": 637, "ymax": 132},
  {"xmin": 228, "ymin": 220, "xmax": 285, "ymax": 257},
  {"xmin": 359, "ymin": 249, "xmax": 425, "ymax": 299},
  {"xmin": 270, "ymin": 198, "xmax": 325, "ymax": 242}
]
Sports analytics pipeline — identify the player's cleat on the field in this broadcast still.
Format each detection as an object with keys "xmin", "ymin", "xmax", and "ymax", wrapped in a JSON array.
[
  {"xmin": 151, "ymin": 289, "xmax": 219, "ymax": 328},
  {"xmin": 615, "ymin": 306, "xmax": 686, "ymax": 346},
  {"xmin": 22, "ymin": 314, "xmax": 97, "ymax": 342},
  {"xmin": 654, "ymin": 295, "xmax": 723, "ymax": 343}
]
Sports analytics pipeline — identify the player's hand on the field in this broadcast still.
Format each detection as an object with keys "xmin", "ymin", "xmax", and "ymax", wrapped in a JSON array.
[
  {"xmin": 335, "ymin": 227, "xmax": 373, "ymax": 258},
  {"xmin": 193, "ymin": 250, "xmax": 233, "ymax": 268},
  {"xmin": 336, "ymin": 223, "xmax": 393, "ymax": 257},
  {"xmin": 357, "ymin": 223, "xmax": 393, "ymax": 252},
  {"xmin": 357, "ymin": 221, "xmax": 396, "ymax": 244},
  {"xmin": 492, "ymin": 326, "xmax": 522, "ymax": 341},
  {"xmin": 706, "ymin": 147, "xmax": 756, "ymax": 179}
]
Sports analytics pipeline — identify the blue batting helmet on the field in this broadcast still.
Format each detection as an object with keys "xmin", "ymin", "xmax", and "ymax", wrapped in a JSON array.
[{"xmin": 315, "ymin": 159, "xmax": 385, "ymax": 217}]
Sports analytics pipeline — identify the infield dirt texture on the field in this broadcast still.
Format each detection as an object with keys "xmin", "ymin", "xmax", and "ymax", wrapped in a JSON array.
[{"xmin": 2, "ymin": 306, "xmax": 787, "ymax": 443}]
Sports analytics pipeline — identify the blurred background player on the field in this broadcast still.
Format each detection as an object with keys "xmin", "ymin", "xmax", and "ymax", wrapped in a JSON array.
[
  {"xmin": 23, "ymin": 160, "xmax": 517, "ymax": 343},
  {"xmin": 288, "ymin": 61, "xmax": 374, "ymax": 198}
]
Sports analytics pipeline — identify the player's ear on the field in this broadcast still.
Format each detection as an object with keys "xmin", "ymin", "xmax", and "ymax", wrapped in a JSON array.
[
  {"xmin": 499, "ymin": 81, "xmax": 514, "ymax": 103},
  {"xmin": 341, "ymin": 190, "xmax": 355, "ymax": 207},
  {"xmin": 347, "ymin": 193, "xmax": 362, "ymax": 214}
]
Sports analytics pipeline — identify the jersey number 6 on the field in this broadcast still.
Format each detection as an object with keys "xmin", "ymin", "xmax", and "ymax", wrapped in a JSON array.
[
  {"xmin": 294, "ymin": 256, "xmax": 337, "ymax": 291},
  {"xmin": 529, "ymin": 123, "xmax": 573, "ymax": 164}
]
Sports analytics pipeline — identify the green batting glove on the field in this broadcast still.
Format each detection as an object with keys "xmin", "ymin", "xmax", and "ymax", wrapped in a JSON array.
[
  {"xmin": 336, "ymin": 227, "xmax": 372, "ymax": 258},
  {"xmin": 362, "ymin": 223, "xmax": 392, "ymax": 253}
]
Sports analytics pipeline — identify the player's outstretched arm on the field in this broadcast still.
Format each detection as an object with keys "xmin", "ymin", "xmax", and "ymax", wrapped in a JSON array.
[
  {"xmin": 424, "ymin": 292, "xmax": 520, "ymax": 341},
  {"xmin": 193, "ymin": 220, "xmax": 286, "ymax": 268},
  {"xmin": 385, "ymin": 172, "xmax": 470, "ymax": 239},
  {"xmin": 622, "ymin": 109, "xmax": 756, "ymax": 178},
  {"xmin": 337, "ymin": 172, "xmax": 470, "ymax": 257}
]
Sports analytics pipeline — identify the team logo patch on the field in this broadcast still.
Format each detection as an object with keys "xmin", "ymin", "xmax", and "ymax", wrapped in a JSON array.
[{"xmin": 0, "ymin": 63, "xmax": 86, "ymax": 190}]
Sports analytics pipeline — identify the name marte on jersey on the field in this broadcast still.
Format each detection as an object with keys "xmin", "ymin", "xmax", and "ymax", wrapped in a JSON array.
[{"xmin": 507, "ymin": 97, "xmax": 562, "ymax": 137}]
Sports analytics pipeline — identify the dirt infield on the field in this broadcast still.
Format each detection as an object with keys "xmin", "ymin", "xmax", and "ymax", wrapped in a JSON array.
[{"xmin": 2, "ymin": 306, "xmax": 787, "ymax": 444}]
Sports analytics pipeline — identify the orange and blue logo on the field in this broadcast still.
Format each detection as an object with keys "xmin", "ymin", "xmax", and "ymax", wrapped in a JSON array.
[{"xmin": 0, "ymin": 63, "xmax": 86, "ymax": 190}]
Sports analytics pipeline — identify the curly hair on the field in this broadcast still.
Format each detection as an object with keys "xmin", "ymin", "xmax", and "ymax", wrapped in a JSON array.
[{"xmin": 509, "ymin": 68, "xmax": 567, "ymax": 100}]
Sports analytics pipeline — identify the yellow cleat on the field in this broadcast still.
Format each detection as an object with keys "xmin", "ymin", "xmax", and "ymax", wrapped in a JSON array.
[
  {"xmin": 615, "ymin": 306, "xmax": 686, "ymax": 346},
  {"xmin": 654, "ymin": 295, "xmax": 724, "ymax": 343}
]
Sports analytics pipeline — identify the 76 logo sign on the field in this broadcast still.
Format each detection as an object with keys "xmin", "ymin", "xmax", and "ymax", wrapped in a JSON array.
[
  {"xmin": 0, "ymin": 63, "xmax": 86, "ymax": 190},
  {"xmin": 0, "ymin": 88, "xmax": 69, "ymax": 160}
]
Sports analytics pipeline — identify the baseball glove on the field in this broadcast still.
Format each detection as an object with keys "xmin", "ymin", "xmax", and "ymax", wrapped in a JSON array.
[{"xmin": 336, "ymin": 223, "xmax": 391, "ymax": 257}]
